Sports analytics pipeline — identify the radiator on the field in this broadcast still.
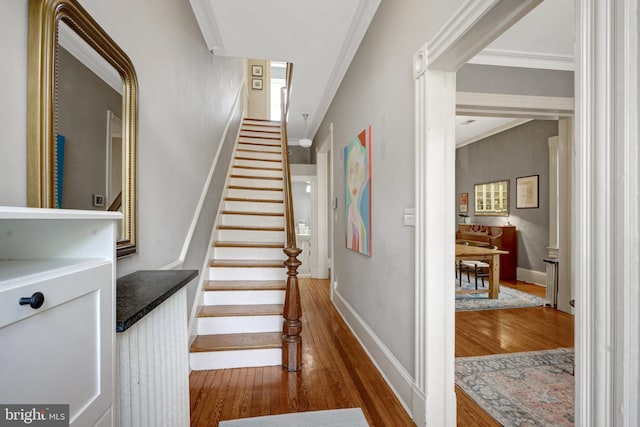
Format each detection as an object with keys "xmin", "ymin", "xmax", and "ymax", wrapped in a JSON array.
[
  {"xmin": 116, "ymin": 288, "xmax": 189, "ymax": 427},
  {"xmin": 544, "ymin": 258, "xmax": 559, "ymax": 307}
]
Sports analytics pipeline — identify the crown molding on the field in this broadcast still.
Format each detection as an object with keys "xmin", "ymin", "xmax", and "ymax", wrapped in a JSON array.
[
  {"xmin": 189, "ymin": 0, "xmax": 225, "ymax": 54},
  {"xmin": 426, "ymin": 0, "xmax": 542, "ymax": 71},
  {"xmin": 456, "ymin": 118, "xmax": 532, "ymax": 148},
  {"xmin": 468, "ymin": 48, "xmax": 575, "ymax": 71},
  {"xmin": 307, "ymin": 0, "xmax": 381, "ymax": 137},
  {"xmin": 456, "ymin": 91, "xmax": 574, "ymax": 118},
  {"xmin": 58, "ymin": 23, "xmax": 122, "ymax": 94}
]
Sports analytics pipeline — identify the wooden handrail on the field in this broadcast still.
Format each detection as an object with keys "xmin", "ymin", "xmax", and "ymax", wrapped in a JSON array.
[
  {"xmin": 108, "ymin": 191, "xmax": 122, "ymax": 212},
  {"xmin": 280, "ymin": 63, "xmax": 303, "ymax": 371}
]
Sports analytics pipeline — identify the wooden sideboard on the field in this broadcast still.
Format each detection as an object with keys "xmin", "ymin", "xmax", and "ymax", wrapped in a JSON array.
[{"xmin": 456, "ymin": 224, "xmax": 517, "ymax": 280}]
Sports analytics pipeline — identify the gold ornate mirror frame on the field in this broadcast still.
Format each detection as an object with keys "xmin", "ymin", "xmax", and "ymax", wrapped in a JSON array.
[{"xmin": 27, "ymin": 0, "xmax": 138, "ymax": 257}]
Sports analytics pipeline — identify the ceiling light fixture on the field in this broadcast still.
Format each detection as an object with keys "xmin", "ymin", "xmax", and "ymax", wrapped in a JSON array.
[{"xmin": 298, "ymin": 113, "xmax": 312, "ymax": 148}]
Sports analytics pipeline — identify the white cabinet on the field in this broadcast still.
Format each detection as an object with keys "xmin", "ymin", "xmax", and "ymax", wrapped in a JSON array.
[{"xmin": 0, "ymin": 207, "xmax": 119, "ymax": 427}]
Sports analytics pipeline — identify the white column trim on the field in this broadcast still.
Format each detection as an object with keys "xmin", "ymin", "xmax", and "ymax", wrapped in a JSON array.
[
  {"xmin": 414, "ymin": 49, "xmax": 457, "ymax": 426},
  {"xmin": 548, "ymin": 135, "xmax": 560, "ymax": 256},
  {"xmin": 576, "ymin": 0, "xmax": 640, "ymax": 424},
  {"xmin": 557, "ymin": 118, "xmax": 573, "ymax": 314}
]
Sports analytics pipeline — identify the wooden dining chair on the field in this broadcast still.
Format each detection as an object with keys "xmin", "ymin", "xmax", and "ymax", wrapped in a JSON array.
[{"xmin": 458, "ymin": 245, "xmax": 498, "ymax": 289}]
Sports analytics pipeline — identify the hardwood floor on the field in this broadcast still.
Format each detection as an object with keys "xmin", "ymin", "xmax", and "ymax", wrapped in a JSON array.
[
  {"xmin": 190, "ymin": 278, "xmax": 415, "ymax": 426},
  {"xmin": 190, "ymin": 278, "xmax": 574, "ymax": 426},
  {"xmin": 455, "ymin": 279, "xmax": 574, "ymax": 426}
]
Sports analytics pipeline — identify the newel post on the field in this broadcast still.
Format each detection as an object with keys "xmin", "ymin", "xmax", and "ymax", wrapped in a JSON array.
[{"xmin": 282, "ymin": 246, "xmax": 302, "ymax": 371}]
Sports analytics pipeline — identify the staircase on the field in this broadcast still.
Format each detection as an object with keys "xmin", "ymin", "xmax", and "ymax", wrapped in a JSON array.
[{"xmin": 190, "ymin": 118, "xmax": 289, "ymax": 370}]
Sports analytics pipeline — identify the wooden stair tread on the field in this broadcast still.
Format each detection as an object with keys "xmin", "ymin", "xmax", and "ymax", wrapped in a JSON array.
[
  {"xmin": 222, "ymin": 210, "xmax": 284, "ymax": 217},
  {"xmin": 235, "ymin": 156, "xmax": 281, "ymax": 163},
  {"xmin": 210, "ymin": 259, "xmax": 284, "ymax": 268},
  {"xmin": 227, "ymin": 185, "xmax": 283, "ymax": 192},
  {"xmin": 243, "ymin": 122, "xmax": 280, "ymax": 128},
  {"xmin": 232, "ymin": 165, "xmax": 283, "ymax": 171},
  {"xmin": 198, "ymin": 304, "xmax": 283, "ymax": 317},
  {"xmin": 236, "ymin": 148, "xmax": 281, "ymax": 155},
  {"xmin": 225, "ymin": 197, "xmax": 283, "ymax": 203},
  {"xmin": 230, "ymin": 174, "xmax": 283, "ymax": 180},
  {"xmin": 218, "ymin": 225, "xmax": 284, "ymax": 231},
  {"xmin": 214, "ymin": 241, "xmax": 284, "ymax": 248},
  {"xmin": 240, "ymin": 129, "xmax": 281, "ymax": 134},
  {"xmin": 190, "ymin": 332, "xmax": 282, "ymax": 352},
  {"xmin": 239, "ymin": 135, "xmax": 282, "ymax": 141},
  {"xmin": 204, "ymin": 280, "xmax": 286, "ymax": 291},
  {"xmin": 238, "ymin": 141, "xmax": 282, "ymax": 148}
]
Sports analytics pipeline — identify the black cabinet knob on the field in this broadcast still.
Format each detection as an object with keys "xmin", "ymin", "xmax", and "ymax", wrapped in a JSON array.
[{"xmin": 19, "ymin": 292, "xmax": 45, "ymax": 309}]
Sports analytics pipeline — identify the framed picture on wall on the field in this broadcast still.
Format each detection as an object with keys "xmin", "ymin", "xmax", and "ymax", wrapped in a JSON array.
[
  {"xmin": 459, "ymin": 192, "xmax": 468, "ymax": 213},
  {"xmin": 516, "ymin": 175, "xmax": 539, "ymax": 208},
  {"xmin": 251, "ymin": 64, "xmax": 263, "ymax": 77},
  {"xmin": 252, "ymin": 78, "xmax": 263, "ymax": 90}
]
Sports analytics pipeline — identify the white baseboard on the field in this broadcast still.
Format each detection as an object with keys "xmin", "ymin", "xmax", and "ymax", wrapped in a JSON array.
[
  {"xmin": 516, "ymin": 267, "xmax": 547, "ymax": 286},
  {"xmin": 332, "ymin": 290, "xmax": 415, "ymax": 417}
]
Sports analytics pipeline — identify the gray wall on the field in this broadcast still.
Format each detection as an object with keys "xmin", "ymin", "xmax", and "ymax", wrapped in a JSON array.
[
  {"xmin": 0, "ymin": 0, "xmax": 245, "ymax": 318},
  {"xmin": 457, "ymin": 64, "xmax": 574, "ymax": 97},
  {"xmin": 57, "ymin": 47, "xmax": 122, "ymax": 210},
  {"xmin": 292, "ymin": 181, "xmax": 311, "ymax": 227},
  {"xmin": 456, "ymin": 120, "xmax": 557, "ymax": 272},
  {"xmin": 316, "ymin": 0, "xmax": 466, "ymax": 375},
  {"xmin": 183, "ymin": 101, "xmax": 242, "ymax": 312},
  {"xmin": 289, "ymin": 146, "xmax": 311, "ymax": 164}
]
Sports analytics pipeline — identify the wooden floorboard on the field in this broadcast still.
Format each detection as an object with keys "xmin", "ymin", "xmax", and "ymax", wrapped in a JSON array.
[
  {"xmin": 455, "ymin": 279, "xmax": 574, "ymax": 426},
  {"xmin": 189, "ymin": 278, "xmax": 574, "ymax": 426},
  {"xmin": 190, "ymin": 278, "xmax": 414, "ymax": 426}
]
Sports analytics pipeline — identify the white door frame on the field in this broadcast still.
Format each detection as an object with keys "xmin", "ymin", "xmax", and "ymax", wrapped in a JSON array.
[
  {"xmin": 412, "ymin": 0, "xmax": 551, "ymax": 425},
  {"xmin": 414, "ymin": 0, "xmax": 640, "ymax": 426},
  {"xmin": 291, "ymin": 175, "xmax": 316, "ymax": 277},
  {"xmin": 316, "ymin": 125, "xmax": 333, "ymax": 282}
]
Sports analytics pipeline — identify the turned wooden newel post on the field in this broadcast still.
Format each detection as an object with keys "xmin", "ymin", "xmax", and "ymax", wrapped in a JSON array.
[{"xmin": 282, "ymin": 246, "xmax": 303, "ymax": 371}]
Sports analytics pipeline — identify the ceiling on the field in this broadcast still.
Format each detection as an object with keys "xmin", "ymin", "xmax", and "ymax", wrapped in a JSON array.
[{"xmin": 189, "ymin": 0, "xmax": 574, "ymax": 148}]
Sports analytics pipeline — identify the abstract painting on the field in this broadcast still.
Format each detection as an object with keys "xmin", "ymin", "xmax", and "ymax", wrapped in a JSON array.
[{"xmin": 344, "ymin": 126, "xmax": 372, "ymax": 256}]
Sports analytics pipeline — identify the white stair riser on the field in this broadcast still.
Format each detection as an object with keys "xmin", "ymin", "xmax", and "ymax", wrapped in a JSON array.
[
  {"xmin": 217, "ymin": 229, "xmax": 285, "ymax": 242},
  {"xmin": 204, "ymin": 290, "xmax": 285, "ymax": 305},
  {"xmin": 220, "ymin": 213, "xmax": 285, "ymax": 227},
  {"xmin": 234, "ymin": 158, "xmax": 282, "ymax": 169},
  {"xmin": 231, "ymin": 167, "xmax": 282, "ymax": 178},
  {"xmin": 234, "ymin": 151, "xmax": 281, "ymax": 161},
  {"xmin": 242, "ymin": 119, "xmax": 280, "ymax": 132},
  {"xmin": 227, "ymin": 188, "xmax": 283, "ymax": 200},
  {"xmin": 213, "ymin": 246, "xmax": 285, "ymax": 260},
  {"xmin": 209, "ymin": 266, "xmax": 286, "ymax": 281},
  {"xmin": 229, "ymin": 177, "xmax": 283, "ymax": 189},
  {"xmin": 237, "ymin": 142, "xmax": 281, "ymax": 153},
  {"xmin": 197, "ymin": 315, "xmax": 283, "ymax": 335},
  {"xmin": 240, "ymin": 130, "xmax": 281, "ymax": 137},
  {"xmin": 190, "ymin": 348, "xmax": 281, "ymax": 370},
  {"xmin": 224, "ymin": 201, "xmax": 284, "ymax": 213}
]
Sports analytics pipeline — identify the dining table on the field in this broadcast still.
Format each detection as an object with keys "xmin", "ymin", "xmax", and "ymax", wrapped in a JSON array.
[{"xmin": 455, "ymin": 244, "xmax": 508, "ymax": 299}]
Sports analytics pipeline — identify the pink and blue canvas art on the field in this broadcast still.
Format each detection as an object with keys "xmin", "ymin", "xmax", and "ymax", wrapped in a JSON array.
[{"xmin": 344, "ymin": 126, "xmax": 372, "ymax": 256}]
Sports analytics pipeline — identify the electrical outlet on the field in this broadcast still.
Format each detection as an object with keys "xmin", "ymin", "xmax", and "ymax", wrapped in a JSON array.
[
  {"xmin": 333, "ymin": 281, "xmax": 338, "ymax": 290},
  {"xmin": 93, "ymin": 194, "xmax": 105, "ymax": 207}
]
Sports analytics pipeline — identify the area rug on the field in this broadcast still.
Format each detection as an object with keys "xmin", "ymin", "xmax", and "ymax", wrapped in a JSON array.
[
  {"xmin": 456, "ymin": 348, "xmax": 574, "ymax": 426},
  {"xmin": 219, "ymin": 408, "xmax": 369, "ymax": 426},
  {"xmin": 455, "ymin": 279, "xmax": 546, "ymax": 311}
]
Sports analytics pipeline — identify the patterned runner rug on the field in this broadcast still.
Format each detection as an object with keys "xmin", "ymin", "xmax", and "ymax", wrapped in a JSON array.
[
  {"xmin": 456, "ymin": 348, "xmax": 575, "ymax": 426},
  {"xmin": 455, "ymin": 279, "xmax": 546, "ymax": 311}
]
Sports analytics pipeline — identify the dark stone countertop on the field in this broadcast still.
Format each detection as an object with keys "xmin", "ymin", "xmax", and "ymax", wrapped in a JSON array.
[{"xmin": 116, "ymin": 269, "xmax": 198, "ymax": 333}]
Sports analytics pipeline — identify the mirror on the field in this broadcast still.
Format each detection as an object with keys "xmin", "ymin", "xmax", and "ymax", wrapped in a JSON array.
[
  {"xmin": 474, "ymin": 180, "xmax": 509, "ymax": 216},
  {"xmin": 27, "ymin": 0, "xmax": 138, "ymax": 257}
]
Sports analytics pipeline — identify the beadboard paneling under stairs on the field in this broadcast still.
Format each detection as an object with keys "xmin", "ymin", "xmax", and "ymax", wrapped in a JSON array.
[{"xmin": 190, "ymin": 118, "xmax": 287, "ymax": 370}]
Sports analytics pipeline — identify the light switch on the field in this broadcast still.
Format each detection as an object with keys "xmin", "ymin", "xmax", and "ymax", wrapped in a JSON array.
[{"xmin": 403, "ymin": 208, "xmax": 415, "ymax": 226}]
